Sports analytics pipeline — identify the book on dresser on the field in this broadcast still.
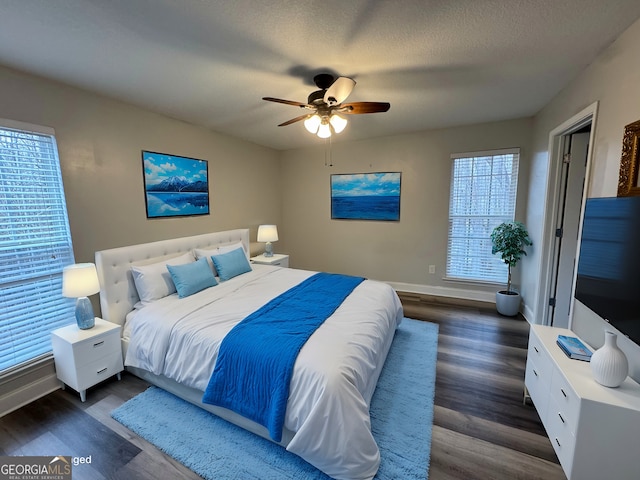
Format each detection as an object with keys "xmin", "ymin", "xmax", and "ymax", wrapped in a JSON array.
[{"xmin": 556, "ymin": 335, "xmax": 592, "ymax": 361}]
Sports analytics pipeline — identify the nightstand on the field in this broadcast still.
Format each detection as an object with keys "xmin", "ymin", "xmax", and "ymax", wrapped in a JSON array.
[
  {"xmin": 51, "ymin": 318, "xmax": 124, "ymax": 402},
  {"xmin": 251, "ymin": 253, "xmax": 289, "ymax": 268}
]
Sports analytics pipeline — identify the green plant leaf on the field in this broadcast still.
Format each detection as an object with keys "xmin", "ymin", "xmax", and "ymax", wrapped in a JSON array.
[{"xmin": 490, "ymin": 221, "xmax": 532, "ymax": 293}]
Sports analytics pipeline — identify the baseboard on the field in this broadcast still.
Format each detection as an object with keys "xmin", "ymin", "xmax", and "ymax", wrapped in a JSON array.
[
  {"xmin": 389, "ymin": 281, "xmax": 496, "ymax": 307},
  {"xmin": 522, "ymin": 303, "xmax": 535, "ymax": 324},
  {"xmin": 0, "ymin": 359, "xmax": 61, "ymax": 418}
]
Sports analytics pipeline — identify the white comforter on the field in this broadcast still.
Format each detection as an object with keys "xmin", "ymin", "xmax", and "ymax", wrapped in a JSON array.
[{"xmin": 124, "ymin": 265, "xmax": 403, "ymax": 480}]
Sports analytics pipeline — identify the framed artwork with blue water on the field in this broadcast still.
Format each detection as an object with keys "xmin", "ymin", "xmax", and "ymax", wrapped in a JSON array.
[
  {"xmin": 331, "ymin": 172, "xmax": 401, "ymax": 221},
  {"xmin": 141, "ymin": 151, "xmax": 210, "ymax": 218}
]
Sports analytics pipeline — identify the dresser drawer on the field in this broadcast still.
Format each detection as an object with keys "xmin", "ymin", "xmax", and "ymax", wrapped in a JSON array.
[
  {"xmin": 525, "ymin": 357, "xmax": 549, "ymax": 420},
  {"xmin": 73, "ymin": 330, "xmax": 120, "ymax": 360},
  {"xmin": 527, "ymin": 331, "xmax": 553, "ymax": 381},
  {"xmin": 75, "ymin": 351, "xmax": 123, "ymax": 388},
  {"xmin": 525, "ymin": 331, "xmax": 553, "ymax": 417},
  {"xmin": 546, "ymin": 394, "xmax": 576, "ymax": 476},
  {"xmin": 550, "ymin": 368, "xmax": 579, "ymax": 433}
]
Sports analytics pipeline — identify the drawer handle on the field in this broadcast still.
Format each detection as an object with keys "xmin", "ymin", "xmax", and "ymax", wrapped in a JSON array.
[
  {"xmin": 93, "ymin": 340, "xmax": 105, "ymax": 348},
  {"xmin": 558, "ymin": 413, "xmax": 565, "ymax": 424},
  {"xmin": 97, "ymin": 367, "xmax": 108, "ymax": 374},
  {"xmin": 534, "ymin": 346, "xmax": 539, "ymax": 353},
  {"xmin": 560, "ymin": 388, "xmax": 567, "ymax": 398},
  {"xmin": 555, "ymin": 438, "xmax": 561, "ymax": 447}
]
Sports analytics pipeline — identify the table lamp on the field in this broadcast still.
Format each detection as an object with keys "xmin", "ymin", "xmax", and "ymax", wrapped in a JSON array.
[
  {"xmin": 62, "ymin": 263, "xmax": 100, "ymax": 329},
  {"xmin": 257, "ymin": 225, "xmax": 278, "ymax": 257}
]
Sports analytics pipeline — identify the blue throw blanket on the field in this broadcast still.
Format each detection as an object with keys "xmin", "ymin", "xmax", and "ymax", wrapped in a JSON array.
[{"xmin": 202, "ymin": 272, "xmax": 365, "ymax": 442}]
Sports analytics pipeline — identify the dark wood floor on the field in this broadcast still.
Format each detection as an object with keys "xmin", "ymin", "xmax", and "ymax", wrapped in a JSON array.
[
  {"xmin": 0, "ymin": 299, "xmax": 566, "ymax": 480},
  {"xmin": 400, "ymin": 297, "xmax": 565, "ymax": 480}
]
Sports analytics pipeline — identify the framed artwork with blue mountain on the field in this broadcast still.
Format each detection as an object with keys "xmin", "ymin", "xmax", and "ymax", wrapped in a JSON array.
[
  {"xmin": 331, "ymin": 172, "xmax": 401, "ymax": 221},
  {"xmin": 141, "ymin": 150, "xmax": 210, "ymax": 218}
]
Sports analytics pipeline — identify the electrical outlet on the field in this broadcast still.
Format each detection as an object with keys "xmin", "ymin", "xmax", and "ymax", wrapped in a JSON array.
[{"xmin": 429, "ymin": 265, "xmax": 436, "ymax": 274}]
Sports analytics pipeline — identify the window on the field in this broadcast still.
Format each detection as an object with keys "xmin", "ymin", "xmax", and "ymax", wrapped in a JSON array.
[
  {"xmin": 446, "ymin": 148, "xmax": 520, "ymax": 283},
  {"xmin": 0, "ymin": 119, "xmax": 75, "ymax": 374}
]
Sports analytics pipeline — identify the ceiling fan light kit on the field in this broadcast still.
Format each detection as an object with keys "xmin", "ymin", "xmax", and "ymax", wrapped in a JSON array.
[
  {"xmin": 263, "ymin": 74, "xmax": 390, "ymax": 139},
  {"xmin": 303, "ymin": 113, "xmax": 348, "ymax": 138}
]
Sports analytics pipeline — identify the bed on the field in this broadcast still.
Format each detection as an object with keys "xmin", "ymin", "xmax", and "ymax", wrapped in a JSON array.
[{"xmin": 95, "ymin": 229, "xmax": 404, "ymax": 480}]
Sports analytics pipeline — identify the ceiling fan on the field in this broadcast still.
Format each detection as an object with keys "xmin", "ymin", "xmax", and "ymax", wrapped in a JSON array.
[{"xmin": 262, "ymin": 73, "xmax": 390, "ymax": 138}]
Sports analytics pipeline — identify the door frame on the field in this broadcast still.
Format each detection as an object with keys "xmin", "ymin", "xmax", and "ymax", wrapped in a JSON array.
[{"xmin": 535, "ymin": 102, "xmax": 598, "ymax": 326}]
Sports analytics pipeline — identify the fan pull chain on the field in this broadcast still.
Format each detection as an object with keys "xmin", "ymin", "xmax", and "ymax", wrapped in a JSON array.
[{"xmin": 324, "ymin": 136, "xmax": 333, "ymax": 167}]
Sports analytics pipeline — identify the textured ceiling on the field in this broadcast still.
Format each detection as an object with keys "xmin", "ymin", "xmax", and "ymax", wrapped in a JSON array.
[{"xmin": 1, "ymin": 0, "xmax": 639, "ymax": 150}]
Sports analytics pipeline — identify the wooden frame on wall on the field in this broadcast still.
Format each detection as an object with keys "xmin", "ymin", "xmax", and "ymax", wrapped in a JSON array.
[{"xmin": 617, "ymin": 119, "xmax": 640, "ymax": 197}]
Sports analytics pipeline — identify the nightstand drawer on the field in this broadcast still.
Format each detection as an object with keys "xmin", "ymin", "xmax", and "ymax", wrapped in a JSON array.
[
  {"xmin": 267, "ymin": 259, "xmax": 288, "ymax": 267},
  {"xmin": 73, "ymin": 330, "xmax": 120, "ymax": 360},
  {"xmin": 75, "ymin": 351, "xmax": 123, "ymax": 388}
]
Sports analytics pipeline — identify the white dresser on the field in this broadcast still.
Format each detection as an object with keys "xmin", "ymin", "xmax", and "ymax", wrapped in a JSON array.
[
  {"xmin": 525, "ymin": 325, "xmax": 640, "ymax": 480},
  {"xmin": 51, "ymin": 318, "xmax": 123, "ymax": 402}
]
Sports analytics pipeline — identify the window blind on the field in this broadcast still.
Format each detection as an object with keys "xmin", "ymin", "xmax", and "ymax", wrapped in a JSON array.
[
  {"xmin": 0, "ymin": 120, "xmax": 76, "ymax": 374},
  {"xmin": 446, "ymin": 149, "xmax": 520, "ymax": 283}
]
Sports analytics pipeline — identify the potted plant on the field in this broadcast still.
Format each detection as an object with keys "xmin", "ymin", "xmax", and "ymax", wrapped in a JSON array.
[{"xmin": 490, "ymin": 221, "xmax": 532, "ymax": 316}]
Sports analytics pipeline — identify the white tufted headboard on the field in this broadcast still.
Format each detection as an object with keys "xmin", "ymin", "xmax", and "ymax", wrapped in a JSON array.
[{"xmin": 94, "ymin": 229, "xmax": 250, "ymax": 326}]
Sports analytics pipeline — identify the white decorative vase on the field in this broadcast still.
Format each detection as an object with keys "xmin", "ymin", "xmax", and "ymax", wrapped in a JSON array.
[{"xmin": 590, "ymin": 331, "xmax": 629, "ymax": 388}]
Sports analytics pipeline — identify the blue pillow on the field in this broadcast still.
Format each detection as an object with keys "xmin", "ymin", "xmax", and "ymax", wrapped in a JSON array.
[
  {"xmin": 167, "ymin": 257, "xmax": 218, "ymax": 298},
  {"xmin": 211, "ymin": 247, "xmax": 252, "ymax": 281}
]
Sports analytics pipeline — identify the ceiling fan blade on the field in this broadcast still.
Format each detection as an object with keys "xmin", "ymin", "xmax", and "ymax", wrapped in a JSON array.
[
  {"xmin": 262, "ymin": 97, "xmax": 309, "ymax": 108},
  {"xmin": 324, "ymin": 77, "xmax": 356, "ymax": 106},
  {"xmin": 278, "ymin": 114, "xmax": 312, "ymax": 127},
  {"xmin": 340, "ymin": 102, "xmax": 390, "ymax": 114}
]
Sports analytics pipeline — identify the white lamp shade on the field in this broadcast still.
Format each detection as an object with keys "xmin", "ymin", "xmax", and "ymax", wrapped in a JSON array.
[
  {"xmin": 329, "ymin": 114, "xmax": 348, "ymax": 133},
  {"xmin": 62, "ymin": 263, "xmax": 100, "ymax": 298},
  {"xmin": 257, "ymin": 224, "xmax": 279, "ymax": 243},
  {"xmin": 317, "ymin": 122, "xmax": 332, "ymax": 138},
  {"xmin": 304, "ymin": 115, "xmax": 322, "ymax": 134}
]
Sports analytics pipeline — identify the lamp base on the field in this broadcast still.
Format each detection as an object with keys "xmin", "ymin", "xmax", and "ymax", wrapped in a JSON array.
[
  {"xmin": 264, "ymin": 241, "xmax": 273, "ymax": 257},
  {"xmin": 75, "ymin": 297, "xmax": 95, "ymax": 329}
]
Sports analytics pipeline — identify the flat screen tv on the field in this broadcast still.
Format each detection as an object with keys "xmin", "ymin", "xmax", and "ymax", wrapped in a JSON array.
[{"xmin": 574, "ymin": 196, "xmax": 640, "ymax": 346}]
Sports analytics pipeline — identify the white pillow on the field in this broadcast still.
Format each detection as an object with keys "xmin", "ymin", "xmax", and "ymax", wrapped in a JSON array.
[
  {"xmin": 131, "ymin": 252, "xmax": 194, "ymax": 304},
  {"xmin": 217, "ymin": 241, "xmax": 246, "ymax": 256},
  {"xmin": 194, "ymin": 247, "xmax": 220, "ymax": 275}
]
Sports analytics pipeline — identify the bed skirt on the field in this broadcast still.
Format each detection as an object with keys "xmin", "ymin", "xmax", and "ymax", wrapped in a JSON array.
[{"xmin": 125, "ymin": 365, "xmax": 295, "ymax": 447}]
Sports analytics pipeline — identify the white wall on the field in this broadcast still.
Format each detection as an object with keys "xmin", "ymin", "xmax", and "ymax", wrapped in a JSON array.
[
  {"xmin": 5, "ymin": 14, "xmax": 640, "ymax": 394},
  {"xmin": 0, "ymin": 65, "xmax": 281, "ymax": 268},
  {"xmin": 0, "ymin": 64, "xmax": 281, "ymax": 413},
  {"xmin": 522, "ymin": 17, "xmax": 640, "ymax": 380},
  {"xmin": 280, "ymin": 118, "xmax": 533, "ymax": 303}
]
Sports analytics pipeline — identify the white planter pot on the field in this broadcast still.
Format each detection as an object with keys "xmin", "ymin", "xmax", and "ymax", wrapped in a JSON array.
[{"xmin": 496, "ymin": 291, "xmax": 520, "ymax": 316}]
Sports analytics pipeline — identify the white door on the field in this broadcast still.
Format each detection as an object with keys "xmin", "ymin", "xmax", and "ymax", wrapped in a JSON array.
[{"xmin": 548, "ymin": 131, "xmax": 589, "ymax": 328}]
